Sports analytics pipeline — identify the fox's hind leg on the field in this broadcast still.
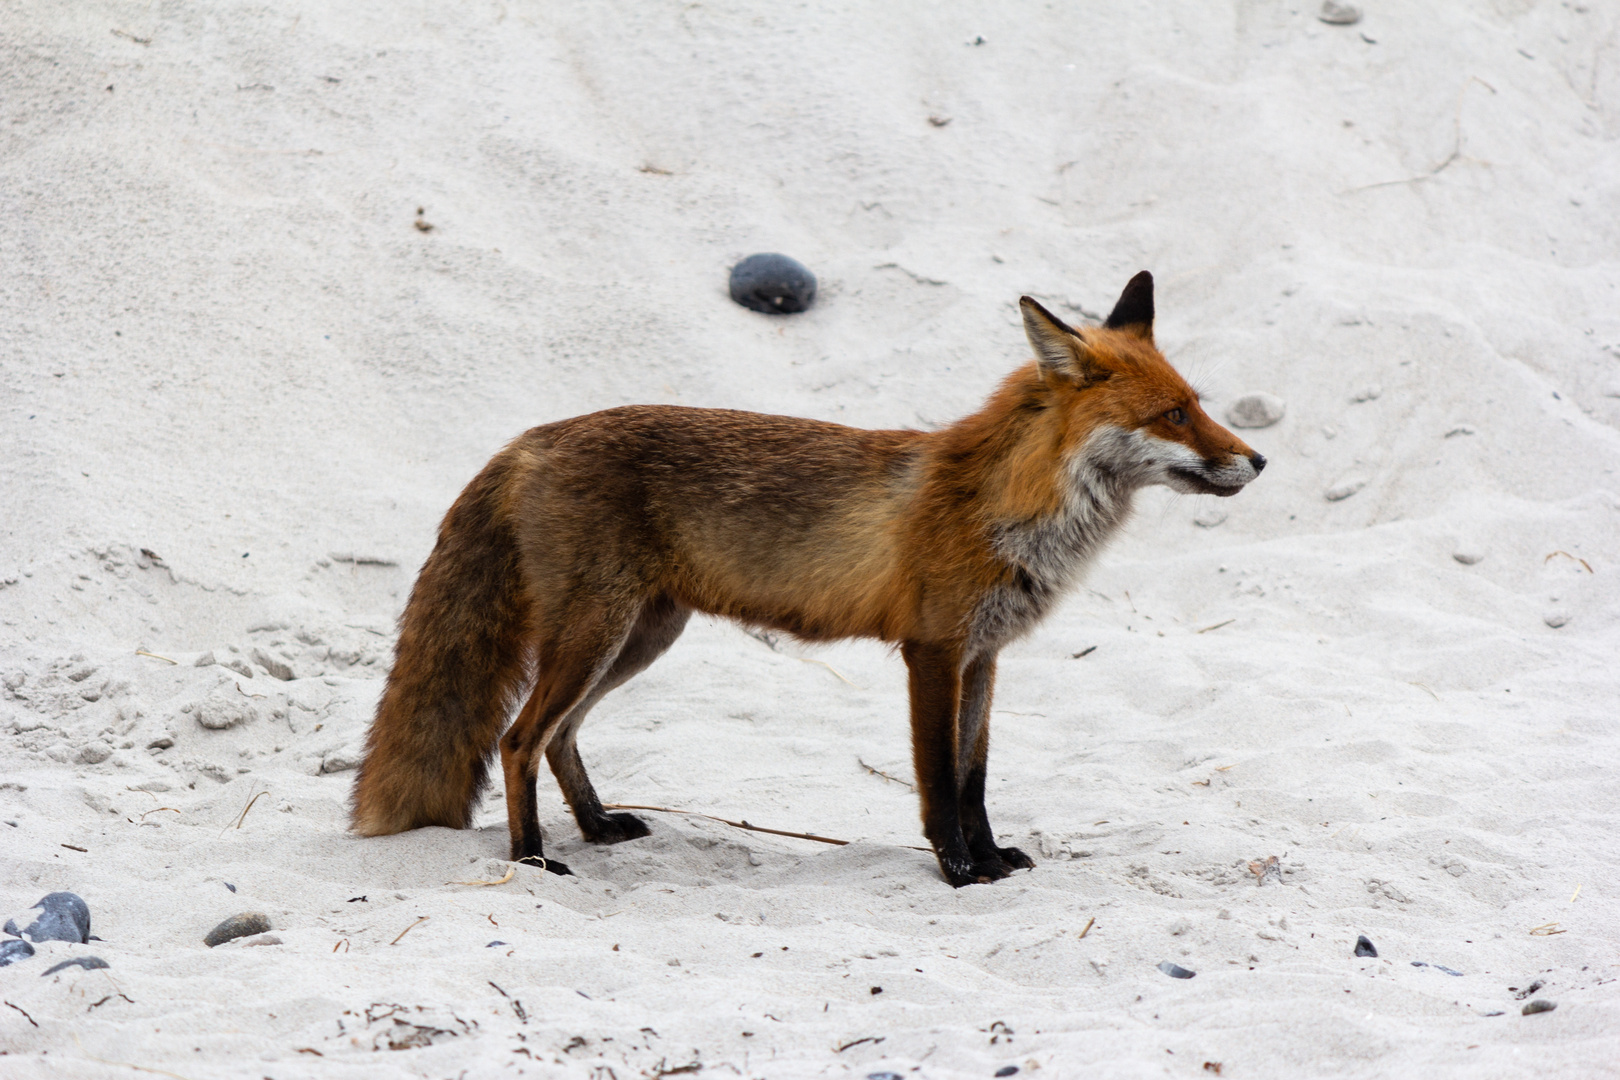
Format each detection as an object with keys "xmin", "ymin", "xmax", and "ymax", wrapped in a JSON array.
[
  {"xmin": 499, "ymin": 598, "xmax": 642, "ymax": 873},
  {"xmin": 957, "ymin": 652, "xmax": 1034, "ymax": 875},
  {"xmin": 546, "ymin": 594, "xmax": 690, "ymax": 844}
]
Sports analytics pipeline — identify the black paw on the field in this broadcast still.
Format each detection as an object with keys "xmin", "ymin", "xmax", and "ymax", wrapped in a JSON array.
[
  {"xmin": 517, "ymin": 854, "xmax": 573, "ymax": 877},
  {"xmin": 996, "ymin": 845, "xmax": 1035, "ymax": 870},
  {"xmin": 938, "ymin": 854, "xmax": 1014, "ymax": 888},
  {"xmin": 582, "ymin": 811, "xmax": 650, "ymax": 845}
]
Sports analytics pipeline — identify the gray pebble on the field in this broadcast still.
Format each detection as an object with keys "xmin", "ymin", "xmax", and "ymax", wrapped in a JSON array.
[
  {"xmin": 486, "ymin": 940, "xmax": 508, "ymax": 947},
  {"xmin": 1354, "ymin": 934, "xmax": 1377, "ymax": 958},
  {"xmin": 1544, "ymin": 611, "xmax": 1570, "ymax": 629},
  {"xmin": 1452, "ymin": 551, "xmax": 1484, "ymax": 565},
  {"xmin": 205, "ymin": 911, "xmax": 272, "ymax": 947},
  {"xmin": 1325, "ymin": 476, "xmax": 1366, "ymax": 502},
  {"xmin": 41, "ymin": 956, "xmax": 109, "ymax": 976},
  {"xmin": 0, "ymin": 938, "xmax": 35, "ymax": 966},
  {"xmin": 1522, "ymin": 999, "xmax": 1557, "ymax": 1015},
  {"xmin": 1350, "ymin": 384, "xmax": 1382, "ymax": 402},
  {"xmin": 868, "ymin": 1074, "xmax": 905, "ymax": 1080},
  {"xmin": 193, "ymin": 650, "xmax": 216, "ymax": 667},
  {"xmin": 1318, "ymin": 1, "xmax": 1362, "ymax": 25},
  {"xmin": 222, "ymin": 657, "xmax": 255, "ymax": 679},
  {"xmin": 1157, "ymin": 961, "xmax": 1196, "ymax": 979},
  {"xmin": 4, "ymin": 892, "xmax": 92, "ymax": 943},
  {"xmin": 1225, "ymin": 392, "xmax": 1286, "ymax": 429},
  {"xmin": 729, "ymin": 253, "xmax": 817, "ymax": 314}
]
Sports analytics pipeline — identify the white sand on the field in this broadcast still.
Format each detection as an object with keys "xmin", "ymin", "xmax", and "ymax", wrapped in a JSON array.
[{"xmin": 4, "ymin": 1, "xmax": 1619, "ymax": 1076}]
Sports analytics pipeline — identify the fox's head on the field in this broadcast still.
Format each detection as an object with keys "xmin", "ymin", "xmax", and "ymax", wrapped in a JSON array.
[{"xmin": 1019, "ymin": 273, "xmax": 1265, "ymax": 498}]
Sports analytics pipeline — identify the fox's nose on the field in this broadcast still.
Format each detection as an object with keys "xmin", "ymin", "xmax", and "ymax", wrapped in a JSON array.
[{"xmin": 1249, "ymin": 453, "xmax": 1267, "ymax": 474}]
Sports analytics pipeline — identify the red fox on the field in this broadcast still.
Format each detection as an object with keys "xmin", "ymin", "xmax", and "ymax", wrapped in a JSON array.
[{"xmin": 351, "ymin": 272, "xmax": 1265, "ymax": 887}]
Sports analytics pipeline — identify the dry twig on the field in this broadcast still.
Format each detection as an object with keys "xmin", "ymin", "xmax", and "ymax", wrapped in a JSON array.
[
  {"xmin": 1544, "ymin": 550, "xmax": 1594, "ymax": 573},
  {"xmin": 858, "ymin": 758, "xmax": 915, "ymax": 791},
  {"xmin": 390, "ymin": 916, "xmax": 429, "ymax": 945}
]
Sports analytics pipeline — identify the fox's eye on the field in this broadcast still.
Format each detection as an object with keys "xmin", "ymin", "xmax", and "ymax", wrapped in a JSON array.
[{"xmin": 1166, "ymin": 407, "xmax": 1188, "ymax": 425}]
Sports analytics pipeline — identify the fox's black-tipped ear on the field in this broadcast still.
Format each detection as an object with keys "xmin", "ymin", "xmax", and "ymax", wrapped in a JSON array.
[
  {"xmin": 1020, "ymin": 296, "xmax": 1107, "ymax": 385},
  {"xmin": 1104, "ymin": 271, "xmax": 1154, "ymax": 340}
]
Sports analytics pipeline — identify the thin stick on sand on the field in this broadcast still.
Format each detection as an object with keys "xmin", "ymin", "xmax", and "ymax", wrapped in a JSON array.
[
  {"xmin": 219, "ymin": 789, "xmax": 269, "ymax": 835},
  {"xmin": 604, "ymin": 803, "xmax": 851, "ymax": 846},
  {"xmin": 390, "ymin": 916, "xmax": 429, "ymax": 945},
  {"xmin": 858, "ymin": 758, "xmax": 915, "ymax": 791},
  {"xmin": 606, "ymin": 802, "xmax": 934, "ymax": 853},
  {"xmin": 135, "ymin": 650, "xmax": 177, "ymax": 665}
]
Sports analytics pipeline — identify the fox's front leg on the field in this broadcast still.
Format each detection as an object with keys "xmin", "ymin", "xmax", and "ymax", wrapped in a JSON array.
[
  {"xmin": 957, "ymin": 652, "xmax": 1034, "ymax": 876},
  {"xmin": 903, "ymin": 641, "xmax": 1007, "ymax": 887}
]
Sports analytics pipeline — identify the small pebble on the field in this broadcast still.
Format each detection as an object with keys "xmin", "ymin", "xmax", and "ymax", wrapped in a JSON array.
[
  {"xmin": 729, "ymin": 253, "xmax": 817, "ymax": 314},
  {"xmin": 868, "ymin": 1074, "xmax": 905, "ymax": 1080},
  {"xmin": 1225, "ymin": 392, "xmax": 1286, "ymax": 429},
  {"xmin": 1544, "ymin": 611, "xmax": 1570, "ymax": 629},
  {"xmin": 41, "ymin": 956, "xmax": 109, "ymax": 976},
  {"xmin": 1354, "ymin": 935, "xmax": 1377, "ymax": 958},
  {"xmin": 487, "ymin": 940, "xmax": 508, "ymax": 947},
  {"xmin": 0, "ymin": 939, "xmax": 36, "ymax": 966},
  {"xmin": 1350, "ymin": 384, "xmax": 1382, "ymax": 403},
  {"xmin": 1318, "ymin": 0, "xmax": 1362, "ymax": 24},
  {"xmin": 996, "ymin": 1069, "xmax": 1020, "ymax": 1078},
  {"xmin": 1522, "ymin": 999, "xmax": 1557, "ymax": 1015},
  {"xmin": 225, "ymin": 882, "xmax": 236, "ymax": 893},
  {"xmin": 205, "ymin": 912, "xmax": 272, "ymax": 948},
  {"xmin": 4, "ymin": 892, "xmax": 92, "ymax": 943},
  {"xmin": 1513, "ymin": 980, "xmax": 1544, "ymax": 1000},
  {"xmin": 1158, "ymin": 961, "xmax": 1196, "ymax": 979},
  {"xmin": 1324, "ymin": 477, "xmax": 1366, "ymax": 502},
  {"xmin": 1452, "ymin": 551, "xmax": 1484, "ymax": 565}
]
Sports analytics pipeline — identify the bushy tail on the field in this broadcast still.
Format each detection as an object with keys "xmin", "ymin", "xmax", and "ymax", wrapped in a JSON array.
[{"xmin": 351, "ymin": 453, "xmax": 533, "ymax": 836}]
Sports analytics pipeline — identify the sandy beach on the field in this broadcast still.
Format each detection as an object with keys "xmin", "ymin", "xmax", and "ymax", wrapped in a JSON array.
[{"xmin": 3, "ymin": 2, "xmax": 1619, "ymax": 1076}]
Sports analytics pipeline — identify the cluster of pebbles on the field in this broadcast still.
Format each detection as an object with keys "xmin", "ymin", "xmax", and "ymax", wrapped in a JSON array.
[
  {"xmin": 0, "ymin": 892, "xmax": 104, "ymax": 975},
  {"xmin": 2, "ymin": 891, "xmax": 275, "ymax": 975}
]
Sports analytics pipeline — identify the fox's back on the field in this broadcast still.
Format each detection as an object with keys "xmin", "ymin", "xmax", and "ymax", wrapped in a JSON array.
[{"xmin": 502, "ymin": 406, "xmax": 928, "ymax": 639}]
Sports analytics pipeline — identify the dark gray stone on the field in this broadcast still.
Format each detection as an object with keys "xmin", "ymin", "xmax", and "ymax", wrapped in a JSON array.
[
  {"xmin": 204, "ymin": 911, "xmax": 272, "ymax": 947},
  {"xmin": 4, "ymin": 892, "xmax": 91, "ymax": 943},
  {"xmin": 1354, "ymin": 934, "xmax": 1377, "ymax": 958},
  {"xmin": 1157, "ymin": 961, "xmax": 1196, "ymax": 979},
  {"xmin": 0, "ymin": 938, "xmax": 35, "ymax": 966},
  {"xmin": 729, "ymin": 253, "xmax": 817, "ymax": 314},
  {"xmin": 1522, "ymin": 999, "xmax": 1557, "ymax": 1015},
  {"xmin": 41, "ymin": 956, "xmax": 108, "ymax": 976}
]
